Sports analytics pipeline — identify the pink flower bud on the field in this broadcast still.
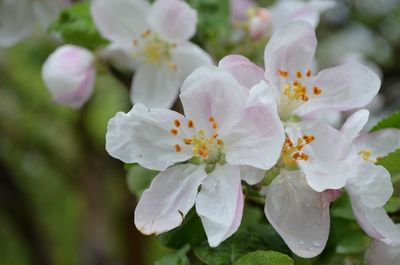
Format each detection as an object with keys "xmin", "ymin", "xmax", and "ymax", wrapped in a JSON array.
[
  {"xmin": 42, "ymin": 45, "xmax": 96, "ymax": 108},
  {"xmin": 249, "ymin": 8, "xmax": 271, "ymax": 40}
]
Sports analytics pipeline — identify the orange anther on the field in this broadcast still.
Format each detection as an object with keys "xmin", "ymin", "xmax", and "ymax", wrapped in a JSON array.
[
  {"xmin": 174, "ymin": 119, "xmax": 181, "ymax": 127},
  {"xmin": 171, "ymin": 43, "xmax": 177, "ymax": 48},
  {"xmin": 293, "ymin": 80, "xmax": 299, "ymax": 87},
  {"xmin": 296, "ymin": 71, "xmax": 302, "ymax": 78},
  {"xmin": 175, "ymin": 144, "xmax": 182, "ymax": 152},
  {"xmin": 217, "ymin": 139, "xmax": 223, "ymax": 145},
  {"xmin": 212, "ymin": 122, "xmax": 218, "ymax": 129},
  {"xmin": 313, "ymin": 86, "xmax": 322, "ymax": 95},
  {"xmin": 306, "ymin": 69, "xmax": 312, "ymax": 77},
  {"xmin": 293, "ymin": 152, "xmax": 301, "ymax": 159},
  {"xmin": 278, "ymin": 70, "xmax": 289, "ymax": 78},
  {"xmin": 141, "ymin": 29, "xmax": 151, "ymax": 37},
  {"xmin": 212, "ymin": 133, "xmax": 218, "ymax": 139},
  {"xmin": 300, "ymin": 153, "xmax": 309, "ymax": 161},
  {"xmin": 301, "ymin": 94, "xmax": 309, "ymax": 102},
  {"xmin": 188, "ymin": 120, "xmax": 194, "ymax": 128},
  {"xmin": 209, "ymin": 116, "xmax": 215, "ymax": 122},
  {"xmin": 170, "ymin": 129, "xmax": 178, "ymax": 135},
  {"xmin": 183, "ymin": 138, "xmax": 192, "ymax": 145}
]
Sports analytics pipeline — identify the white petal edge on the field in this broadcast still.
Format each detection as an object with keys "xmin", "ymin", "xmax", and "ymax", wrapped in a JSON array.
[{"xmin": 340, "ymin": 109, "xmax": 370, "ymax": 141}]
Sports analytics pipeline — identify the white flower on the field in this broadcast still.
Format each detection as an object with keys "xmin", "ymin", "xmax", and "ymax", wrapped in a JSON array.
[
  {"xmin": 42, "ymin": 45, "xmax": 96, "ymax": 108},
  {"xmin": 91, "ymin": 0, "xmax": 212, "ymax": 108},
  {"xmin": 0, "ymin": 0, "xmax": 69, "ymax": 47},
  {"xmin": 341, "ymin": 110, "xmax": 400, "ymax": 245},
  {"xmin": 365, "ymin": 236, "xmax": 400, "ymax": 265},
  {"xmin": 106, "ymin": 65, "xmax": 285, "ymax": 246}
]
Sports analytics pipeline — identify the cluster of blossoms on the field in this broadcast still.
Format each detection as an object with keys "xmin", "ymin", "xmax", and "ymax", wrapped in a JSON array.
[{"xmin": 106, "ymin": 19, "xmax": 400, "ymax": 260}]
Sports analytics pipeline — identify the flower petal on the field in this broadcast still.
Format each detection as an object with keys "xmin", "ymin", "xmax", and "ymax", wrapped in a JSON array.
[
  {"xmin": 135, "ymin": 164, "xmax": 207, "ymax": 235},
  {"xmin": 100, "ymin": 43, "xmax": 140, "ymax": 72},
  {"xmin": 264, "ymin": 170, "xmax": 331, "ymax": 258},
  {"xmin": 350, "ymin": 199, "xmax": 400, "ymax": 246},
  {"xmin": 340, "ymin": 109, "xmax": 370, "ymax": 141},
  {"xmin": 365, "ymin": 239, "xmax": 400, "ymax": 265},
  {"xmin": 105, "ymin": 103, "xmax": 192, "ymax": 170},
  {"xmin": 218, "ymin": 55, "xmax": 265, "ymax": 89},
  {"xmin": 0, "ymin": 0, "xmax": 34, "ymax": 47},
  {"xmin": 286, "ymin": 121, "xmax": 359, "ymax": 192},
  {"xmin": 33, "ymin": 0, "xmax": 69, "ymax": 29},
  {"xmin": 91, "ymin": 0, "xmax": 150, "ymax": 44},
  {"xmin": 240, "ymin": 165, "xmax": 265, "ymax": 185},
  {"xmin": 354, "ymin": 128, "xmax": 400, "ymax": 160},
  {"xmin": 231, "ymin": 0, "xmax": 256, "ymax": 21},
  {"xmin": 296, "ymin": 63, "xmax": 381, "ymax": 116},
  {"xmin": 131, "ymin": 64, "xmax": 181, "ymax": 108},
  {"xmin": 172, "ymin": 42, "xmax": 213, "ymax": 81},
  {"xmin": 225, "ymin": 82, "xmax": 285, "ymax": 170},
  {"xmin": 196, "ymin": 164, "xmax": 243, "ymax": 247},
  {"xmin": 42, "ymin": 45, "xmax": 95, "ymax": 108},
  {"xmin": 264, "ymin": 21, "xmax": 317, "ymax": 102},
  {"xmin": 180, "ymin": 66, "xmax": 247, "ymax": 136},
  {"xmin": 147, "ymin": 0, "xmax": 197, "ymax": 43},
  {"xmin": 346, "ymin": 160, "xmax": 393, "ymax": 208}
]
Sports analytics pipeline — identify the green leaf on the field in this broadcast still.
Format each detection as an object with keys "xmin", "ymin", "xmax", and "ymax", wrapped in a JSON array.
[
  {"xmin": 126, "ymin": 164, "xmax": 158, "ymax": 198},
  {"xmin": 233, "ymin": 251, "xmax": 294, "ymax": 265},
  {"xmin": 370, "ymin": 112, "xmax": 400, "ymax": 132},
  {"xmin": 158, "ymin": 209, "xmax": 207, "ymax": 249},
  {"xmin": 377, "ymin": 148, "xmax": 400, "ymax": 176},
  {"xmin": 155, "ymin": 245, "xmax": 190, "ymax": 265},
  {"xmin": 49, "ymin": 2, "xmax": 108, "ymax": 49},
  {"xmin": 384, "ymin": 197, "xmax": 400, "ymax": 213},
  {"xmin": 330, "ymin": 194, "xmax": 355, "ymax": 220},
  {"xmin": 194, "ymin": 223, "xmax": 289, "ymax": 265}
]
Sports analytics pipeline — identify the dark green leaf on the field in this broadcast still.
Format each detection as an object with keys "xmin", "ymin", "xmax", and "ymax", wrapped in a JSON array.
[
  {"xmin": 126, "ymin": 164, "xmax": 158, "ymax": 198},
  {"xmin": 155, "ymin": 245, "xmax": 190, "ymax": 265},
  {"xmin": 370, "ymin": 112, "xmax": 400, "ymax": 132},
  {"xmin": 384, "ymin": 197, "xmax": 400, "ymax": 213},
  {"xmin": 233, "ymin": 251, "xmax": 294, "ymax": 265},
  {"xmin": 49, "ymin": 2, "xmax": 108, "ymax": 49},
  {"xmin": 158, "ymin": 209, "xmax": 207, "ymax": 249},
  {"xmin": 377, "ymin": 148, "xmax": 400, "ymax": 176}
]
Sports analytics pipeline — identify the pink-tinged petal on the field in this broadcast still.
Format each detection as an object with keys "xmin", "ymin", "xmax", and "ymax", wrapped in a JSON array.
[
  {"xmin": 354, "ymin": 128, "xmax": 400, "ymax": 159},
  {"xmin": 171, "ymin": 42, "xmax": 213, "ymax": 81},
  {"xmin": 264, "ymin": 21, "xmax": 317, "ymax": 102},
  {"xmin": 240, "ymin": 165, "xmax": 265, "ymax": 185},
  {"xmin": 33, "ymin": 0, "xmax": 69, "ymax": 29},
  {"xmin": 340, "ymin": 109, "xmax": 370, "ymax": 141},
  {"xmin": 91, "ymin": 0, "xmax": 150, "ymax": 44},
  {"xmin": 249, "ymin": 8, "xmax": 272, "ymax": 40},
  {"xmin": 366, "ymin": 239, "xmax": 400, "ymax": 265},
  {"xmin": 218, "ymin": 55, "xmax": 265, "ymax": 89},
  {"xmin": 286, "ymin": 121, "xmax": 359, "ymax": 192},
  {"xmin": 105, "ymin": 103, "xmax": 192, "ymax": 170},
  {"xmin": 100, "ymin": 43, "xmax": 140, "ymax": 72},
  {"xmin": 350, "ymin": 199, "xmax": 400, "ymax": 246},
  {"xmin": 196, "ymin": 164, "xmax": 243, "ymax": 247},
  {"xmin": 231, "ymin": 0, "xmax": 256, "ymax": 21},
  {"xmin": 225, "ymin": 82, "xmax": 285, "ymax": 170},
  {"xmin": 131, "ymin": 64, "xmax": 181, "ymax": 108},
  {"xmin": 135, "ymin": 164, "xmax": 207, "ymax": 235},
  {"xmin": 0, "ymin": 0, "xmax": 34, "ymax": 47},
  {"xmin": 346, "ymin": 160, "xmax": 393, "ymax": 208},
  {"xmin": 42, "ymin": 45, "xmax": 95, "ymax": 108},
  {"xmin": 303, "ymin": 109, "xmax": 342, "ymax": 129},
  {"xmin": 264, "ymin": 170, "xmax": 331, "ymax": 258},
  {"xmin": 269, "ymin": 0, "xmax": 335, "ymax": 30},
  {"xmin": 180, "ymin": 66, "xmax": 247, "ymax": 136},
  {"xmin": 148, "ymin": 0, "xmax": 197, "ymax": 43},
  {"xmin": 296, "ymin": 63, "xmax": 381, "ymax": 116}
]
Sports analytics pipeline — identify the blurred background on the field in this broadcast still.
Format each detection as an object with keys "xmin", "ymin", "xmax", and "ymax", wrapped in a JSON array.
[{"xmin": 1, "ymin": 0, "xmax": 400, "ymax": 264}]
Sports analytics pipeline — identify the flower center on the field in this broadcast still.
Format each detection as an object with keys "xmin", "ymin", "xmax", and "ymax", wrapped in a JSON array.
[
  {"xmin": 358, "ymin": 149, "xmax": 381, "ymax": 163},
  {"xmin": 281, "ymin": 135, "xmax": 315, "ymax": 167},
  {"xmin": 132, "ymin": 29, "xmax": 177, "ymax": 70},
  {"xmin": 277, "ymin": 69, "xmax": 322, "ymax": 120},
  {"xmin": 170, "ymin": 116, "xmax": 225, "ymax": 165}
]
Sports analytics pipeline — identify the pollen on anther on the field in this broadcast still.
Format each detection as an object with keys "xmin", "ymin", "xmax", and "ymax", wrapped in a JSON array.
[
  {"xmin": 278, "ymin": 70, "xmax": 289, "ymax": 78},
  {"xmin": 170, "ymin": 129, "xmax": 178, "ymax": 135},
  {"xmin": 217, "ymin": 139, "xmax": 223, "ymax": 145},
  {"xmin": 296, "ymin": 71, "xmax": 302, "ymax": 78},
  {"xmin": 212, "ymin": 133, "xmax": 218, "ymax": 139},
  {"xmin": 174, "ymin": 119, "xmax": 181, "ymax": 127},
  {"xmin": 212, "ymin": 122, "xmax": 218, "ymax": 129},
  {"xmin": 209, "ymin": 116, "xmax": 215, "ymax": 122},
  {"xmin": 301, "ymin": 94, "xmax": 309, "ymax": 102},
  {"xmin": 313, "ymin": 86, "xmax": 322, "ymax": 95},
  {"xmin": 141, "ymin": 29, "xmax": 151, "ymax": 37},
  {"xmin": 306, "ymin": 69, "xmax": 312, "ymax": 77},
  {"xmin": 188, "ymin": 120, "xmax": 194, "ymax": 128},
  {"xmin": 183, "ymin": 138, "xmax": 192, "ymax": 145},
  {"xmin": 175, "ymin": 144, "xmax": 182, "ymax": 152}
]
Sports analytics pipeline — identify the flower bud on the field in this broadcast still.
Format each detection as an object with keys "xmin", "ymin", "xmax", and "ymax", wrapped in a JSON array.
[
  {"xmin": 42, "ymin": 45, "xmax": 96, "ymax": 108},
  {"xmin": 248, "ymin": 8, "xmax": 271, "ymax": 40}
]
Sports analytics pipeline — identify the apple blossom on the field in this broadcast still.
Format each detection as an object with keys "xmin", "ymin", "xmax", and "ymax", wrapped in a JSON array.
[
  {"xmin": 42, "ymin": 45, "xmax": 96, "ymax": 108},
  {"xmin": 106, "ymin": 65, "xmax": 285, "ymax": 247},
  {"xmin": 0, "ymin": 0, "xmax": 69, "ymax": 47},
  {"xmin": 91, "ymin": 0, "xmax": 212, "ymax": 108},
  {"xmin": 340, "ymin": 110, "xmax": 400, "ymax": 245},
  {"xmin": 365, "ymin": 237, "xmax": 400, "ymax": 265}
]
